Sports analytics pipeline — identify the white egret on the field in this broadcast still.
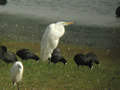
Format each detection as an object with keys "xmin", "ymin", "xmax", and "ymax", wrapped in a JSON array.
[
  {"xmin": 10, "ymin": 61, "xmax": 24, "ymax": 90},
  {"xmin": 40, "ymin": 21, "xmax": 73, "ymax": 61}
]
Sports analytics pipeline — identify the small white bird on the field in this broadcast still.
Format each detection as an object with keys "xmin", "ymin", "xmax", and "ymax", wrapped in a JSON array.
[
  {"xmin": 10, "ymin": 61, "xmax": 24, "ymax": 90},
  {"xmin": 40, "ymin": 21, "xmax": 73, "ymax": 61}
]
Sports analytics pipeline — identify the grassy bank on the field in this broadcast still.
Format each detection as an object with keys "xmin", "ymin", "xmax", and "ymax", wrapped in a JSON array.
[
  {"xmin": 0, "ymin": 13, "xmax": 120, "ymax": 48},
  {"xmin": 0, "ymin": 41, "xmax": 120, "ymax": 90}
]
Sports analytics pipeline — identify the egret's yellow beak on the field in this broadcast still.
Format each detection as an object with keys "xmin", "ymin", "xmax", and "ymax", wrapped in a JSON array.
[{"xmin": 64, "ymin": 22, "xmax": 74, "ymax": 26}]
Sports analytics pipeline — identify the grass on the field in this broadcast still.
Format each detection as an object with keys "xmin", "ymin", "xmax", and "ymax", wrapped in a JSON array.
[{"xmin": 0, "ymin": 41, "xmax": 120, "ymax": 90}]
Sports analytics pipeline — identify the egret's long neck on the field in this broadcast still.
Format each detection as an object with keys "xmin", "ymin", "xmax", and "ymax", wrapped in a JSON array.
[{"xmin": 55, "ymin": 24, "xmax": 65, "ymax": 38}]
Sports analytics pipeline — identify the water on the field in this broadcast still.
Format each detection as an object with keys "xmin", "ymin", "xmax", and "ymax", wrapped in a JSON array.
[
  {"xmin": 0, "ymin": 0, "xmax": 120, "ymax": 48},
  {"xmin": 0, "ymin": 0, "xmax": 120, "ymax": 26}
]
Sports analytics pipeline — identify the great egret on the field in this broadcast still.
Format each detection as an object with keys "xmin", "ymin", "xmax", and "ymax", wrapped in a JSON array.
[
  {"xmin": 10, "ymin": 61, "xmax": 24, "ymax": 90},
  {"xmin": 16, "ymin": 48, "xmax": 39, "ymax": 61},
  {"xmin": 40, "ymin": 21, "xmax": 73, "ymax": 61},
  {"xmin": 0, "ymin": 45, "xmax": 18, "ymax": 64}
]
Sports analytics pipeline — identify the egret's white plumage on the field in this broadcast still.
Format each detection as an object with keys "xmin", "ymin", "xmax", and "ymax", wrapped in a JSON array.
[
  {"xmin": 10, "ymin": 61, "xmax": 23, "ymax": 88},
  {"xmin": 40, "ymin": 21, "xmax": 73, "ymax": 61}
]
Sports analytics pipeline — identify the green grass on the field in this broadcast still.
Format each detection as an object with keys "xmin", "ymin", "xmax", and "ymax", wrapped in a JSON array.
[{"xmin": 0, "ymin": 41, "xmax": 120, "ymax": 90}]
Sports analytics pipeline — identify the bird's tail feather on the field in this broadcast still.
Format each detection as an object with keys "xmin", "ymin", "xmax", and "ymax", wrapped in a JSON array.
[{"xmin": 40, "ymin": 47, "xmax": 53, "ymax": 61}]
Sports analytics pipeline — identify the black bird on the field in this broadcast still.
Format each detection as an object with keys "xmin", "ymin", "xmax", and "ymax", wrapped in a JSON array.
[
  {"xmin": 16, "ymin": 49, "xmax": 39, "ymax": 61},
  {"xmin": 74, "ymin": 53, "xmax": 93, "ymax": 68},
  {"xmin": 86, "ymin": 52, "xmax": 99, "ymax": 65},
  {"xmin": 0, "ymin": 45, "xmax": 5, "ymax": 58},
  {"xmin": 0, "ymin": 0, "xmax": 7, "ymax": 5},
  {"xmin": 49, "ymin": 48, "xmax": 67, "ymax": 65},
  {"xmin": 0, "ymin": 45, "xmax": 18, "ymax": 64},
  {"xmin": 51, "ymin": 48, "xmax": 61, "ymax": 57},
  {"xmin": 115, "ymin": 6, "xmax": 120, "ymax": 17}
]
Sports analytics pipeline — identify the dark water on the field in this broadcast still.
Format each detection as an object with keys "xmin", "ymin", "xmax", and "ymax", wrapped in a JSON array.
[
  {"xmin": 0, "ymin": 0, "xmax": 120, "ymax": 26},
  {"xmin": 0, "ymin": 0, "xmax": 120, "ymax": 48}
]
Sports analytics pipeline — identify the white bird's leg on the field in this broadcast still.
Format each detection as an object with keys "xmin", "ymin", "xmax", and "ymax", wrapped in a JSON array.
[
  {"xmin": 90, "ymin": 65, "xmax": 94, "ymax": 70},
  {"xmin": 12, "ymin": 79, "xmax": 16, "ymax": 86},
  {"xmin": 17, "ymin": 83, "xmax": 20, "ymax": 90},
  {"xmin": 48, "ymin": 58, "xmax": 51, "ymax": 64},
  {"xmin": 36, "ymin": 60, "xmax": 39, "ymax": 63}
]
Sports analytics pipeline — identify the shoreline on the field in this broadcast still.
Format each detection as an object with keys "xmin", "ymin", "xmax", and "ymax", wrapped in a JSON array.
[{"xmin": 0, "ymin": 13, "xmax": 120, "ymax": 48}]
